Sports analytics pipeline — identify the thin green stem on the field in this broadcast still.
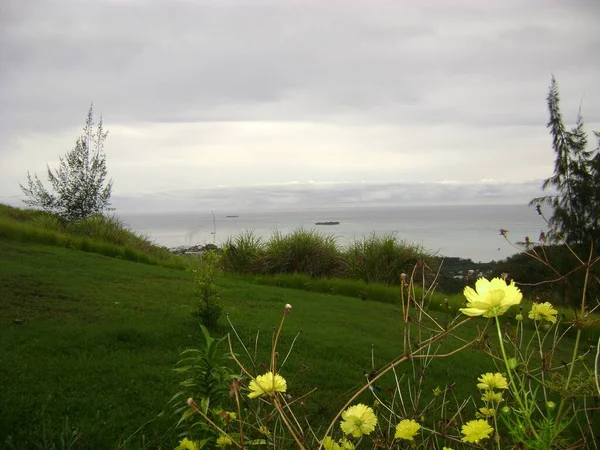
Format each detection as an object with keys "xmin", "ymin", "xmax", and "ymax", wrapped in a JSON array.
[
  {"xmin": 271, "ymin": 309, "xmax": 288, "ymax": 374},
  {"xmin": 535, "ymin": 322, "xmax": 549, "ymax": 403},
  {"xmin": 495, "ymin": 315, "xmax": 540, "ymax": 441},
  {"xmin": 556, "ymin": 251, "xmax": 591, "ymax": 423}
]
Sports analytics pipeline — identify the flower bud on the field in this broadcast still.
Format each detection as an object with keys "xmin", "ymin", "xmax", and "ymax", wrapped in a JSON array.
[
  {"xmin": 508, "ymin": 358, "xmax": 518, "ymax": 369},
  {"xmin": 501, "ymin": 406, "xmax": 511, "ymax": 415},
  {"xmin": 546, "ymin": 401, "xmax": 556, "ymax": 411},
  {"xmin": 284, "ymin": 303, "xmax": 292, "ymax": 314},
  {"xmin": 516, "ymin": 314, "xmax": 523, "ymax": 321}
]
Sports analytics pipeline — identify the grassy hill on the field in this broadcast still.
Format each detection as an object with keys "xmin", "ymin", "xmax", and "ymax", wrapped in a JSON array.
[
  {"xmin": 0, "ymin": 205, "xmax": 597, "ymax": 449},
  {"xmin": 0, "ymin": 239, "xmax": 492, "ymax": 448}
]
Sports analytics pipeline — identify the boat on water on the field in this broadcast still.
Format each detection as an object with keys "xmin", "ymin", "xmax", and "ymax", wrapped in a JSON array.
[{"xmin": 315, "ymin": 221, "xmax": 340, "ymax": 225}]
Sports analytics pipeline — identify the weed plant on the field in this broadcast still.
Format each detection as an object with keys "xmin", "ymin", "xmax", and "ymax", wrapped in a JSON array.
[{"xmin": 192, "ymin": 250, "xmax": 225, "ymax": 329}]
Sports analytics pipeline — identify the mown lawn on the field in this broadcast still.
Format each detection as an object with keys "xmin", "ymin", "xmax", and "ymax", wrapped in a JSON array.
[{"xmin": 0, "ymin": 239, "xmax": 590, "ymax": 449}]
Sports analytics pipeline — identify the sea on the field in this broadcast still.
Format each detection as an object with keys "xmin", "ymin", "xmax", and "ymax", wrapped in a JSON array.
[{"xmin": 116, "ymin": 204, "xmax": 549, "ymax": 263}]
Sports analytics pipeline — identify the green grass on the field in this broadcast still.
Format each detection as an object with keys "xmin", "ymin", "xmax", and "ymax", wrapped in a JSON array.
[
  {"xmin": 0, "ymin": 204, "xmax": 597, "ymax": 448},
  {"xmin": 235, "ymin": 272, "xmax": 600, "ymax": 342},
  {"xmin": 1, "ymin": 239, "xmax": 595, "ymax": 449},
  {"xmin": 0, "ymin": 204, "xmax": 189, "ymax": 270}
]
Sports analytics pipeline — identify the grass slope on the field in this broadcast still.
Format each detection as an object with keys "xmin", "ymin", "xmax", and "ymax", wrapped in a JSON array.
[
  {"xmin": 0, "ymin": 228, "xmax": 595, "ymax": 448},
  {"xmin": 0, "ymin": 239, "xmax": 506, "ymax": 449}
]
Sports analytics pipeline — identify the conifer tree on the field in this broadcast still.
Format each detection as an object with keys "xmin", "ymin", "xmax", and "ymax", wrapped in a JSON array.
[
  {"xmin": 530, "ymin": 76, "xmax": 600, "ymax": 248},
  {"xmin": 20, "ymin": 105, "xmax": 113, "ymax": 221}
]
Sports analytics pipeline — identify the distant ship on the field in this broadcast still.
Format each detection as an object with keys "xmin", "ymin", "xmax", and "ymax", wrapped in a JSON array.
[
  {"xmin": 226, "ymin": 215, "xmax": 239, "ymax": 218},
  {"xmin": 315, "ymin": 221, "xmax": 340, "ymax": 225}
]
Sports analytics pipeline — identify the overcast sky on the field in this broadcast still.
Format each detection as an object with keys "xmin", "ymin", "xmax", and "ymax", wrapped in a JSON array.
[{"xmin": 1, "ymin": 0, "xmax": 599, "ymax": 211}]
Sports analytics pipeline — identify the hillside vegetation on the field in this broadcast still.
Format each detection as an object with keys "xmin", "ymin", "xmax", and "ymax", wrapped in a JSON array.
[{"xmin": 1, "ymin": 204, "xmax": 598, "ymax": 449}]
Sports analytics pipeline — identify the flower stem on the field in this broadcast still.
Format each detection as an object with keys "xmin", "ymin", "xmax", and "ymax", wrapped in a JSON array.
[
  {"xmin": 494, "ymin": 314, "xmax": 540, "ymax": 441},
  {"xmin": 555, "ymin": 263, "xmax": 589, "ymax": 423},
  {"xmin": 271, "ymin": 310, "xmax": 288, "ymax": 374}
]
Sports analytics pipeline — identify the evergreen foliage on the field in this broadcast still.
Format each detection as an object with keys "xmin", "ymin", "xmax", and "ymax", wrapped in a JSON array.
[
  {"xmin": 20, "ymin": 105, "xmax": 113, "ymax": 221},
  {"xmin": 530, "ymin": 76, "xmax": 600, "ymax": 247}
]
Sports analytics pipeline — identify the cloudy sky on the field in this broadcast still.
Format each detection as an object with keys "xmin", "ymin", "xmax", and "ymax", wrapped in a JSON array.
[{"xmin": 1, "ymin": 0, "xmax": 599, "ymax": 211}]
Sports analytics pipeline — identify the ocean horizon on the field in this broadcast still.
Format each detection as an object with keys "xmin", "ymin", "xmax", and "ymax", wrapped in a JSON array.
[{"xmin": 116, "ymin": 203, "xmax": 548, "ymax": 263}]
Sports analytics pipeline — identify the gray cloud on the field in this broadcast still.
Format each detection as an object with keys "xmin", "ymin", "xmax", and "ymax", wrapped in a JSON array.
[
  {"xmin": 84, "ymin": 180, "xmax": 550, "ymax": 212},
  {"xmin": 1, "ymin": 0, "xmax": 599, "ymax": 202}
]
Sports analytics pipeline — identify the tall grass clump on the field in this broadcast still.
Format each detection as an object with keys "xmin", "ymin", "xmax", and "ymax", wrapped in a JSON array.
[
  {"xmin": 0, "ymin": 203, "xmax": 50, "ymax": 222},
  {"xmin": 222, "ymin": 231, "xmax": 265, "ymax": 274},
  {"xmin": 343, "ymin": 233, "xmax": 431, "ymax": 285},
  {"xmin": 263, "ymin": 228, "xmax": 342, "ymax": 277},
  {"xmin": 66, "ymin": 213, "xmax": 170, "ymax": 259},
  {"xmin": 223, "ymin": 228, "xmax": 435, "ymax": 286}
]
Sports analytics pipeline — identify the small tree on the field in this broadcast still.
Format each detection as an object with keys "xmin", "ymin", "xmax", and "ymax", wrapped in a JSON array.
[
  {"xmin": 530, "ymin": 76, "xmax": 600, "ymax": 248},
  {"xmin": 20, "ymin": 105, "xmax": 113, "ymax": 221}
]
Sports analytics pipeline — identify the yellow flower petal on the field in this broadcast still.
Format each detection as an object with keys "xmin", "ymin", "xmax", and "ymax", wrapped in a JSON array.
[
  {"xmin": 476, "ymin": 407, "xmax": 496, "ymax": 419},
  {"xmin": 481, "ymin": 391, "xmax": 503, "ymax": 403},
  {"xmin": 394, "ymin": 419, "xmax": 421, "ymax": 440},
  {"xmin": 463, "ymin": 286, "xmax": 480, "ymax": 304},
  {"xmin": 340, "ymin": 404, "xmax": 378, "ymax": 437},
  {"xmin": 529, "ymin": 302, "xmax": 558, "ymax": 324},
  {"xmin": 475, "ymin": 278, "xmax": 491, "ymax": 297},
  {"xmin": 460, "ymin": 277, "xmax": 522, "ymax": 318},
  {"xmin": 476, "ymin": 373, "xmax": 508, "ymax": 391},
  {"xmin": 248, "ymin": 372, "xmax": 287, "ymax": 399},
  {"xmin": 461, "ymin": 419, "xmax": 494, "ymax": 443},
  {"xmin": 339, "ymin": 438, "xmax": 355, "ymax": 450},
  {"xmin": 175, "ymin": 438, "xmax": 199, "ymax": 450},
  {"xmin": 322, "ymin": 437, "xmax": 341, "ymax": 450}
]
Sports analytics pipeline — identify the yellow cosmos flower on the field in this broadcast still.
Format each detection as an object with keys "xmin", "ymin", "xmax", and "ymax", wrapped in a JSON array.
[
  {"xmin": 248, "ymin": 372, "xmax": 287, "ymax": 399},
  {"xmin": 394, "ymin": 419, "xmax": 421, "ymax": 440},
  {"xmin": 461, "ymin": 419, "xmax": 494, "ymax": 443},
  {"xmin": 529, "ymin": 302, "xmax": 558, "ymax": 324},
  {"xmin": 339, "ymin": 438, "xmax": 355, "ymax": 450},
  {"xmin": 481, "ymin": 391, "xmax": 503, "ymax": 403},
  {"xmin": 174, "ymin": 438, "xmax": 199, "ymax": 450},
  {"xmin": 476, "ymin": 407, "xmax": 495, "ymax": 419},
  {"xmin": 460, "ymin": 277, "xmax": 522, "ymax": 318},
  {"xmin": 321, "ymin": 437, "xmax": 341, "ymax": 450},
  {"xmin": 216, "ymin": 435, "xmax": 232, "ymax": 447},
  {"xmin": 477, "ymin": 373, "xmax": 508, "ymax": 391},
  {"xmin": 340, "ymin": 404, "xmax": 378, "ymax": 437}
]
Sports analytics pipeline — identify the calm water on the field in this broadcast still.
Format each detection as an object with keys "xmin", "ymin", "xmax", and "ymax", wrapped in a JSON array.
[{"xmin": 117, "ymin": 204, "xmax": 548, "ymax": 263}]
